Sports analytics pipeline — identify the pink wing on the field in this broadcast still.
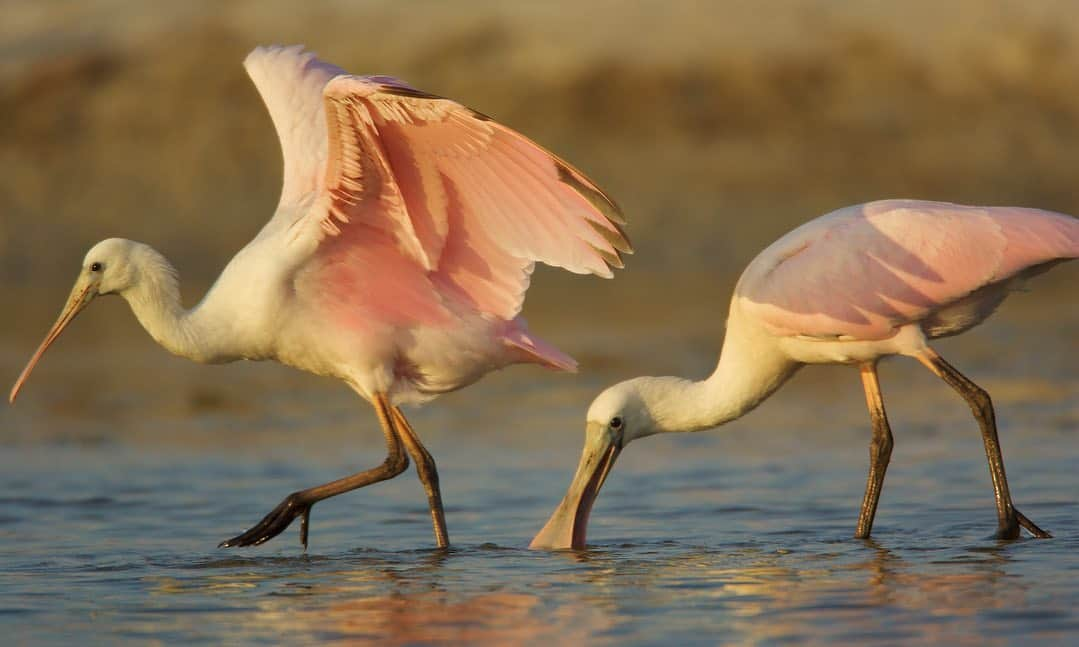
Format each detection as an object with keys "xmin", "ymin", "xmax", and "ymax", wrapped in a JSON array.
[
  {"xmin": 738, "ymin": 200, "xmax": 1079, "ymax": 340},
  {"xmin": 316, "ymin": 75, "xmax": 629, "ymax": 320},
  {"xmin": 247, "ymin": 46, "xmax": 629, "ymax": 327}
]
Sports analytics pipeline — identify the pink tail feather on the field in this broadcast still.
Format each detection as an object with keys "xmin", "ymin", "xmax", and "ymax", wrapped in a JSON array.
[{"xmin": 502, "ymin": 326, "xmax": 578, "ymax": 372}]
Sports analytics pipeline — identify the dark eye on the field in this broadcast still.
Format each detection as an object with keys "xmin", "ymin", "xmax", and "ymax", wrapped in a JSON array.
[
  {"xmin": 90, "ymin": 262, "xmax": 102, "ymax": 272},
  {"xmin": 609, "ymin": 416, "xmax": 623, "ymax": 430}
]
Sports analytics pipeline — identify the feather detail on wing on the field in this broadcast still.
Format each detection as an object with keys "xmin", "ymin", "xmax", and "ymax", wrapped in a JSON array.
[
  {"xmin": 246, "ymin": 46, "xmax": 629, "ymax": 328},
  {"xmin": 738, "ymin": 200, "xmax": 1079, "ymax": 340},
  {"xmin": 314, "ymin": 73, "xmax": 629, "ymax": 320}
]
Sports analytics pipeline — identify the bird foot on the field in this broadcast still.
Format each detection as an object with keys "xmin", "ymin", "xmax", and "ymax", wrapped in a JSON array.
[
  {"xmin": 991, "ymin": 508, "xmax": 1051, "ymax": 540},
  {"xmin": 219, "ymin": 492, "xmax": 313, "ymax": 549},
  {"xmin": 1015, "ymin": 508, "xmax": 1052, "ymax": 539}
]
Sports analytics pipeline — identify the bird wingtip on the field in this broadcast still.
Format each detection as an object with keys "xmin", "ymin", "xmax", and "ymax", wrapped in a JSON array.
[{"xmin": 244, "ymin": 44, "xmax": 317, "ymax": 74}]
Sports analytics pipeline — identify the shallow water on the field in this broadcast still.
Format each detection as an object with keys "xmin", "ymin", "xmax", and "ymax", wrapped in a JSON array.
[{"xmin": 1, "ymin": 294, "xmax": 1078, "ymax": 645}]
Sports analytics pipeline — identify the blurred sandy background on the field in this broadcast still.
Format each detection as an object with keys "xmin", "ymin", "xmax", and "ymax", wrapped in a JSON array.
[{"xmin": 2, "ymin": 0, "xmax": 1077, "ymax": 446}]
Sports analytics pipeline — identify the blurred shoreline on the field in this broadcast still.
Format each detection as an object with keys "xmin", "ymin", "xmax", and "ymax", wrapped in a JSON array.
[{"xmin": 6, "ymin": 2, "xmax": 1079, "ymax": 286}]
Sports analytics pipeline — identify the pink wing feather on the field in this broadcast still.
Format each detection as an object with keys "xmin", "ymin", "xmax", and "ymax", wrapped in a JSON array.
[
  {"xmin": 319, "ymin": 75, "xmax": 629, "ymax": 320},
  {"xmin": 246, "ymin": 46, "xmax": 629, "ymax": 329},
  {"xmin": 738, "ymin": 200, "xmax": 1079, "ymax": 340}
]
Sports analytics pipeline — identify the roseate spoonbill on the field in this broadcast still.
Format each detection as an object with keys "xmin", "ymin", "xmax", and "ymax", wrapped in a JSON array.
[
  {"xmin": 9, "ymin": 45, "xmax": 630, "ymax": 550},
  {"xmin": 531, "ymin": 199, "xmax": 1078, "ymax": 550}
]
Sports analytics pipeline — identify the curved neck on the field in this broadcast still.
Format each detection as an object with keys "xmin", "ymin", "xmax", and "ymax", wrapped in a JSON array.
[
  {"xmin": 120, "ymin": 252, "xmax": 223, "ymax": 363},
  {"xmin": 642, "ymin": 312, "xmax": 798, "ymax": 435}
]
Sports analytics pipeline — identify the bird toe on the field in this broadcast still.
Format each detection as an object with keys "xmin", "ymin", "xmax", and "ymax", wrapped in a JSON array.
[{"xmin": 219, "ymin": 492, "xmax": 312, "ymax": 548}]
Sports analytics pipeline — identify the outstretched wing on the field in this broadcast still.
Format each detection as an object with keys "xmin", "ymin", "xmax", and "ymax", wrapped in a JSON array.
[
  {"xmin": 316, "ymin": 75, "xmax": 629, "ymax": 320},
  {"xmin": 737, "ymin": 200, "xmax": 1079, "ymax": 340},
  {"xmin": 245, "ymin": 46, "xmax": 629, "ymax": 322}
]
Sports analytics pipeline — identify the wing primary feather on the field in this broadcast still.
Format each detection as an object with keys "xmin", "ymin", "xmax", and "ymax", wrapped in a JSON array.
[
  {"xmin": 492, "ymin": 124, "xmax": 626, "ymax": 229},
  {"xmin": 482, "ymin": 133, "xmax": 623, "ymax": 262},
  {"xmin": 447, "ymin": 162, "xmax": 532, "ymax": 255},
  {"xmin": 551, "ymin": 156, "xmax": 626, "ymax": 225},
  {"xmin": 590, "ymin": 243, "xmax": 624, "ymax": 269},
  {"xmin": 481, "ymin": 147, "xmax": 582, "ymax": 257},
  {"xmin": 587, "ymin": 220, "xmax": 628, "ymax": 261},
  {"xmin": 469, "ymin": 148, "xmax": 569, "ymax": 253},
  {"xmin": 378, "ymin": 83, "xmax": 445, "ymax": 101}
]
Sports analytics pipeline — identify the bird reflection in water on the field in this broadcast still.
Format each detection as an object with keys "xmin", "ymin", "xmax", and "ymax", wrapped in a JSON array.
[{"xmin": 136, "ymin": 538, "xmax": 1047, "ymax": 644}]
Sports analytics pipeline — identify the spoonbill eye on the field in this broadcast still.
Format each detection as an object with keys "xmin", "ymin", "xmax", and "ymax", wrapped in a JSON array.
[
  {"xmin": 90, "ymin": 262, "xmax": 102, "ymax": 272},
  {"xmin": 609, "ymin": 416, "xmax": 623, "ymax": 430}
]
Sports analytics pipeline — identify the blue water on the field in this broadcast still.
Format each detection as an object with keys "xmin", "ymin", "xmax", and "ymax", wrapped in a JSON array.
[
  {"xmin": 3, "ymin": 414, "xmax": 1077, "ymax": 644},
  {"xmin": 1, "ymin": 303, "xmax": 1077, "ymax": 645}
]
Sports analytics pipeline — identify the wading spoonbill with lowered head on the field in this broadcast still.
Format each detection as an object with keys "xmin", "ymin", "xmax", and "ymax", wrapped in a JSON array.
[
  {"xmin": 9, "ymin": 45, "xmax": 630, "ymax": 550},
  {"xmin": 531, "ymin": 199, "xmax": 1078, "ymax": 550}
]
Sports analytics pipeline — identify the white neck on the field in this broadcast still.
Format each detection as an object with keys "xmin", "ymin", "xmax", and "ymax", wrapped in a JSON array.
[
  {"xmin": 637, "ymin": 313, "xmax": 798, "ymax": 436},
  {"xmin": 119, "ymin": 251, "xmax": 228, "ymax": 363}
]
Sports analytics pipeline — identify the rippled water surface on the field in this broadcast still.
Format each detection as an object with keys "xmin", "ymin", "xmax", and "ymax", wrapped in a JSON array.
[{"xmin": 1, "ymin": 295, "xmax": 1077, "ymax": 645}]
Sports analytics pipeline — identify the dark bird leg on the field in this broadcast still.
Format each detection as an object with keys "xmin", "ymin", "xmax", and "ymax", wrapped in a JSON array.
[
  {"xmin": 855, "ymin": 361, "xmax": 894, "ymax": 539},
  {"xmin": 392, "ymin": 407, "xmax": 450, "ymax": 548},
  {"xmin": 220, "ymin": 393, "xmax": 410, "ymax": 549},
  {"xmin": 917, "ymin": 349, "xmax": 1051, "ymax": 539}
]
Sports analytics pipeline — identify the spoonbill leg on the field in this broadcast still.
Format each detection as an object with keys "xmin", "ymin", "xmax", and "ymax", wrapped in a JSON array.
[
  {"xmin": 855, "ymin": 361, "xmax": 895, "ymax": 539},
  {"xmin": 917, "ymin": 349, "xmax": 1052, "ymax": 539},
  {"xmin": 392, "ymin": 407, "xmax": 450, "ymax": 548},
  {"xmin": 220, "ymin": 393, "xmax": 410, "ymax": 549}
]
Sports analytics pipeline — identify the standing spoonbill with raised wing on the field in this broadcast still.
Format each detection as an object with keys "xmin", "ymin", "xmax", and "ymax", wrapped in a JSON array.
[
  {"xmin": 9, "ymin": 45, "xmax": 630, "ymax": 550},
  {"xmin": 531, "ymin": 199, "xmax": 1078, "ymax": 550}
]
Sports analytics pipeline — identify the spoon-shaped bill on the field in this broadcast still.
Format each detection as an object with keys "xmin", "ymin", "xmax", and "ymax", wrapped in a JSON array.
[
  {"xmin": 9, "ymin": 278, "xmax": 97, "ymax": 403},
  {"xmin": 529, "ymin": 422, "xmax": 622, "ymax": 550}
]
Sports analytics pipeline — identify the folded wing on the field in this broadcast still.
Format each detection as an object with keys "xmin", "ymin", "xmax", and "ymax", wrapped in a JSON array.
[{"xmin": 738, "ymin": 200, "xmax": 1079, "ymax": 340}]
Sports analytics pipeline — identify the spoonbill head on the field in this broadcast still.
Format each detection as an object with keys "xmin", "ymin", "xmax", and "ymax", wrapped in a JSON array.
[
  {"xmin": 528, "ymin": 377, "xmax": 664, "ymax": 549},
  {"xmin": 10, "ymin": 238, "xmax": 160, "ymax": 402},
  {"xmin": 530, "ymin": 375, "xmax": 732, "ymax": 549},
  {"xmin": 532, "ymin": 199, "xmax": 1079, "ymax": 550}
]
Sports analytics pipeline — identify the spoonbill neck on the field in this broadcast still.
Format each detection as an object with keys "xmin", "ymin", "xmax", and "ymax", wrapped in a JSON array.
[
  {"xmin": 120, "ymin": 250, "xmax": 230, "ymax": 363},
  {"xmin": 644, "ymin": 315, "xmax": 797, "ymax": 435}
]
